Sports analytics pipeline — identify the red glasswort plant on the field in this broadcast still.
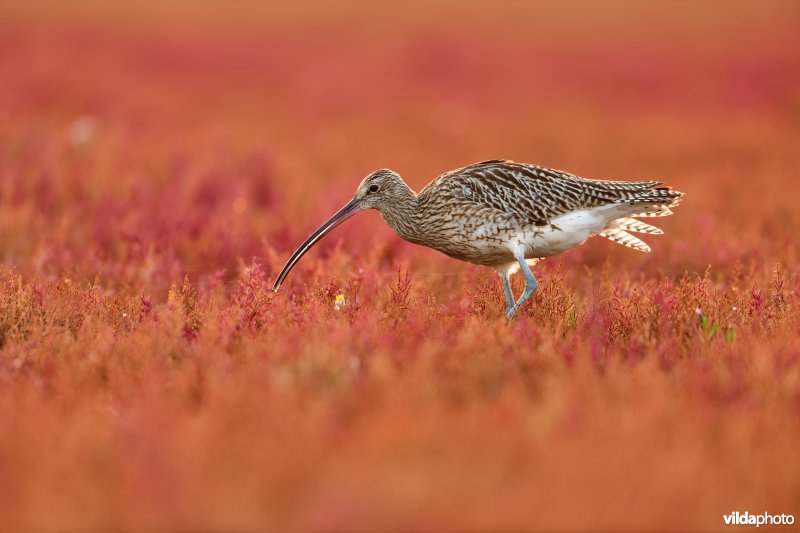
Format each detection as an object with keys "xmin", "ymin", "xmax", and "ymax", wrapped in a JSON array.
[{"xmin": 1, "ymin": 1, "xmax": 799, "ymax": 530}]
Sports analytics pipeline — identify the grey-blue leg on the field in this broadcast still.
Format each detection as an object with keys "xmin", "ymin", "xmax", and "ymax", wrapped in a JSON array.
[
  {"xmin": 506, "ymin": 256, "xmax": 539, "ymax": 319},
  {"xmin": 499, "ymin": 273, "xmax": 515, "ymax": 315}
]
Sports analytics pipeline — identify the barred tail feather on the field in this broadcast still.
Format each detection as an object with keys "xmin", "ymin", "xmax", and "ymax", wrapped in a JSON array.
[
  {"xmin": 625, "ymin": 187, "xmax": 683, "ymax": 218},
  {"xmin": 598, "ymin": 229, "xmax": 652, "ymax": 253},
  {"xmin": 600, "ymin": 187, "xmax": 683, "ymax": 252},
  {"xmin": 631, "ymin": 208, "xmax": 673, "ymax": 218},
  {"xmin": 617, "ymin": 218, "xmax": 663, "ymax": 234}
]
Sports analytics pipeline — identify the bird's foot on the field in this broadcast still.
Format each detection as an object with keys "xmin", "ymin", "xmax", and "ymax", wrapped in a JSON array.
[{"xmin": 505, "ymin": 286, "xmax": 537, "ymax": 320}]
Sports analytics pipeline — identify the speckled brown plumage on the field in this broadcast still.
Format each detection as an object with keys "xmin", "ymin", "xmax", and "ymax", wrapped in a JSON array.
[{"xmin": 273, "ymin": 159, "xmax": 684, "ymax": 318}]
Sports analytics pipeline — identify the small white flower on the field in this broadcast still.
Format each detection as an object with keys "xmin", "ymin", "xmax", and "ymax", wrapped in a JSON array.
[{"xmin": 694, "ymin": 307, "xmax": 702, "ymax": 315}]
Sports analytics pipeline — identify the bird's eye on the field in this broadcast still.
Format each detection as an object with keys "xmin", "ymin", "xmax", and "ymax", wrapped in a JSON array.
[{"xmin": 369, "ymin": 184, "xmax": 380, "ymax": 193}]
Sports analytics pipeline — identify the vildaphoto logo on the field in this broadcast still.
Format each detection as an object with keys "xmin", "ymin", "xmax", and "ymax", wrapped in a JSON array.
[{"xmin": 723, "ymin": 512, "xmax": 795, "ymax": 527}]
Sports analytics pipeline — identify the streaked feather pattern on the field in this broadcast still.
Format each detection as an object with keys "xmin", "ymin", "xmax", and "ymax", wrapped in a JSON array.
[
  {"xmin": 421, "ymin": 160, "xmax": 681, "ymax": 223},
  {"xmin": 408, "ymin": 160, "xmax": 683, "ymax": 263}
]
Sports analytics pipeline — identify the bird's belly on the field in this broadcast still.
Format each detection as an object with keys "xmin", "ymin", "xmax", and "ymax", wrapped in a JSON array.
[
  {"xmin": 527, "ymin": 226, "xmax": 591, "ymax": 256},
  {"xmin": 527, "ymin": 209, "xmax": 608, "ymax": 257}
]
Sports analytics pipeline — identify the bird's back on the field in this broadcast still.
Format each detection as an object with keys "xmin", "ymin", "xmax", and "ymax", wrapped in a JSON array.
[{"xmin": 419, "ymin": 160, "xmax": 679, "ymax": 224}]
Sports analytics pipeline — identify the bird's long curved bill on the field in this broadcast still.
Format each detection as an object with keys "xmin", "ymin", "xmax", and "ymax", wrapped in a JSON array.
[{"xmin": 272, "ymin": 198, "xmax": 362, "ymax": 291}]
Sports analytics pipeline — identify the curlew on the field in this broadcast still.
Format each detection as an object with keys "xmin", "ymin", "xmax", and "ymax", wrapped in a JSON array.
[{"xmin": 272, "ymin": 160, "xmax": 683, "ymax": 318}]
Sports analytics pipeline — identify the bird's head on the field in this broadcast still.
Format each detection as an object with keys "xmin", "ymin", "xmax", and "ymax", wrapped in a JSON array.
[
  {"xmin": 272, "ymin": 168, "xmax": 409, "ymax": 291},
  {"xmin": 353, "ymin": 168, "xmax": 405, "ymax": 211}
]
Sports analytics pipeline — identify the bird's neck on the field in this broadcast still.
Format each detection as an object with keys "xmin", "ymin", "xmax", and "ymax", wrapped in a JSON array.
[{"xmin": 378, "ymin": 185, "xmax": 425, "ymax": 243}]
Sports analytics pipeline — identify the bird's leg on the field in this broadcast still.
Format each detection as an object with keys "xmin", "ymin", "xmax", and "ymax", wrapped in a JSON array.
[
  {"xmin": 499, "ymin": 272, "xmax": 515, "ymax": 315},
  {"xmin": 506, "ymin": 256, "xmax": 539, "ymax": 319}
]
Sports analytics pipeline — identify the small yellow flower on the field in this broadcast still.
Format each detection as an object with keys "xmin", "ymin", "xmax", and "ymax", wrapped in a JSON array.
[{"xmin": 334, "ymin": 294, "xmax": 346, "ymax": 310}]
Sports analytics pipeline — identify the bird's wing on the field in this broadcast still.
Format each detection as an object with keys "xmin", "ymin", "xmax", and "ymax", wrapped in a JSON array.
[{"xmin": 421, "ymin": 160, "xmax": 674, "ymax": 225}]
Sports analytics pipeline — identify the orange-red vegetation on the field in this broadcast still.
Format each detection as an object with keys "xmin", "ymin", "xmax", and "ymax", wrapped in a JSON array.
[{"xmin": 1, "ymin": 1, "xmax": 799, "ymax": 530}]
